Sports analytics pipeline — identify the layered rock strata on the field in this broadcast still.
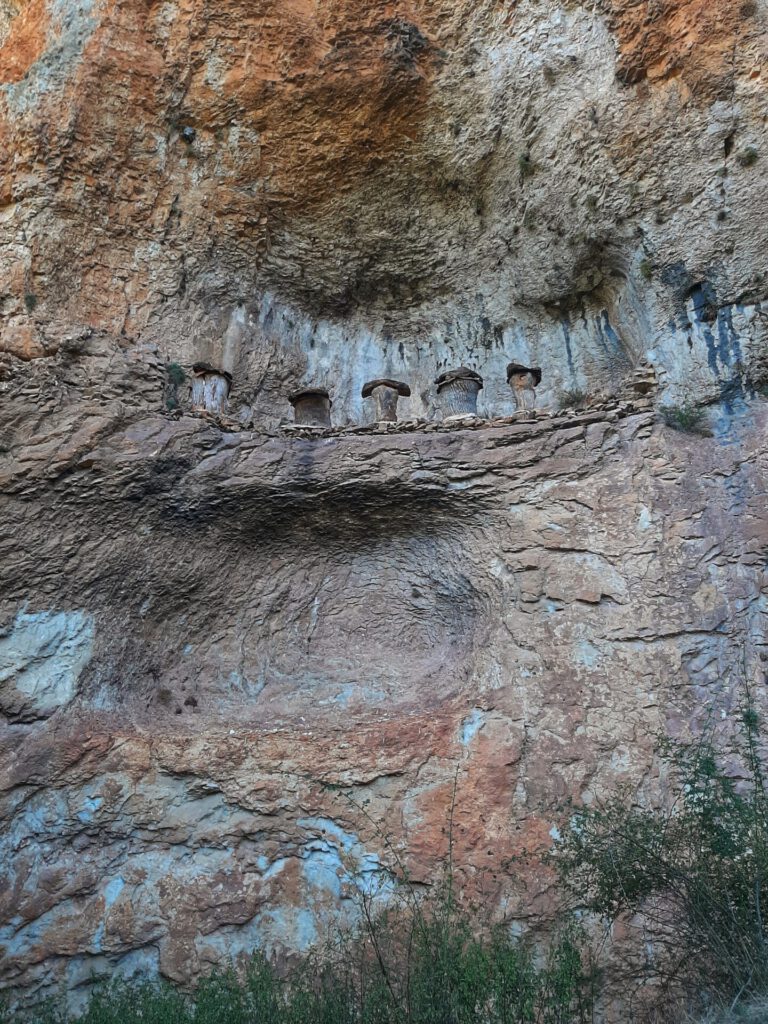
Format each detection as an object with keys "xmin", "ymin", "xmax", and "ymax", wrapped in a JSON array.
[
  {"xmin": 1, "ymin": 0, "xmax": 767, "ymax": 417},
  {"xmin": 1, "ymin": 365, "xmax": 766, "ymax": 1000},
  {"xmin": 2, "ymin": 0, "xmax": 768, "ymax": 1009}
]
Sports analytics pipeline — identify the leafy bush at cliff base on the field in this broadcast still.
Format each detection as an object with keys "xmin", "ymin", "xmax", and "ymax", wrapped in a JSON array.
[
  {"xmin": 552, "ymin": 700, "xmax": 768, "ymax": 1015},
  {"xmin": 5, "ymin": 902, "xmax": 593, "ymax": 1024},
  {"xmin": 700, "ymin": 997, "xmax": 768, "ymax": 1024},
  {"xmin": 11, "ymin": 700, "xmax": 768, "ymax": 1024}
]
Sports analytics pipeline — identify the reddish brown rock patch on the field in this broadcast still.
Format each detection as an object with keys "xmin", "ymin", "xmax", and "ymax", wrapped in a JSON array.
[
  {"xmin": 0, "ymin": 0, "xmax": 48, "ymax": 83},
  {"xmin": 602, "ymin": 0, "xmax": 758, "ymax": 96}
]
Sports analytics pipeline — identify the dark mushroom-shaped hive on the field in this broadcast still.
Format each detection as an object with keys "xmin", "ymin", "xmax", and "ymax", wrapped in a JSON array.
[
  {"xmin": 361, "ymin": 378, "xmax": 412, "ymax": 399},
  {"xmin": 362, "ymin": 378, "xmax": 412, "ymax": 423},
  {"xmin": 434, "ymin": 367, "xmax": 483, "ymax": 419},
  {"xmin": 506, "ymin": 363, "xmax": 542, "ymax": 387},
  {"xmin": 288, "ymin": 387, "xmax": 333, "ymax": 428},
  {"xmin": 506, "ymin": 363, "xmax": 542, "ymax": 414}
]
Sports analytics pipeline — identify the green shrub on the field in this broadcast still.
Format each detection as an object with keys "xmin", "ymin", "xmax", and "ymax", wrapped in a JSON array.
[
  {"xmin": 737, "ymin": 147, "xmax": 759, "ymax": 168},
  {"xmin": 557, "ymin": 389, "xmax": 587, "ymax": 410},
  {"xmin": 661, "ymin": 403, "xmax": 710, "ymax": 435},
  {"xmin": 518, "ymin": 153, "xmax": 536, "ymax": 179},
  {"xmin": 553, "ymin": 695, "xmax": 768, "ymax": 1014},
  {"xmin": 9, "ymin": 888, "xmax": 593, "ymax": 1023},
  {"xmin": 166, "ymin": 363, "xmax": 186, "ymax": 387},
  {"xmin": 706, "ymin": 997, "xmax": 768, "ymax": 1022},
  {"xmin": 79, "ymin": 981, "xmax": 190, "ymax": 1024},
  {"xmin": 24, "ymin": 293, "xmax": 38, "ymax": 313},
  {"xmin": 164, "ymin": 363, "xmax": 186, "ymax": 414}
]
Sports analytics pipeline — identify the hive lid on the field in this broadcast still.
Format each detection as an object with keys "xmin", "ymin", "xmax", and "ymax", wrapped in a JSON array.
[
  {"xmin": 506, "ymin": 363, "xmax": 542, "ymax": 386},
  {"xmin": 192, "ymin": 361, "xmax": 233, "ymax": 384},
  {"xmin": 362, "ymin": 378, "xmax": 411, "ymax": 398},
  {"xmin": 434, "ymin": 366, "xmax": 483, "ymax": 391},
  {"xmin": 288, "ymin": 387, "xmax": 332, "ymax": 406}
]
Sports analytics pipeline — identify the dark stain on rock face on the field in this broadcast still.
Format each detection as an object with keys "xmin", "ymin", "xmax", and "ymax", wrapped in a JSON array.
[{"xmin": 382, "ymin": 19, "xmax": 430, "ymax": 70}]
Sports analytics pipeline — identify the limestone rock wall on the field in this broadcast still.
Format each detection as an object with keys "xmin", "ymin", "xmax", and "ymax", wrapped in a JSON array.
[
  {"xmin": 2, "ymin": 0, "xmax": 768, "ymax": 414},
  {"xmin": 1, "ymin": 377, "xmax": 767, "ymax": 1002},
  {"xmin": 1, "ymin": 0, "xmax": 768, "ymax": 1009}
]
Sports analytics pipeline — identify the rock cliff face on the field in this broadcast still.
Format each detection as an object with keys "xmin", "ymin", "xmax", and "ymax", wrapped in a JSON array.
[
  {"xmin": 1, "ymin": 0, "xmax": 768, "ymax": 1008},
  {"xmin": 3, "ymin": 0, "xmax": 768, "ymax": 414}
]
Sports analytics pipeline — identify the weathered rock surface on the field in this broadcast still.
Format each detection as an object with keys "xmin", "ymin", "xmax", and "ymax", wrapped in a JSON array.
[
  {"xmin": 1, "ymin": 0, "xmax": 768, "ymax": 1009},
  {"xmin": 1, "ymin": 357, "xmax": 767, "ymax": 1000},
  {"xmin": 2, "ymin": 0, "xmax": 767, "ymax": 415}
]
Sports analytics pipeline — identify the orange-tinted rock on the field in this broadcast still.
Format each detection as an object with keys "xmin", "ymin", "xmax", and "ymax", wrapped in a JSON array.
[
  {"xmin": 2, "ymin": 0, "xmax": 768, "ymax": 1012},
  {"xmin": 603, "ymin": 0, "xmax": 759, "ymax": 94},
  {"xmin": 1, "ymin": 0, "xmax": 766, "ymax": 384},
  {"xmin": 1, "ymin": 321, "xmax": 46, "ymax": 359},
  {"xmin": 0, "ymin": 0, "xmax": 49, "ymax": 83}
]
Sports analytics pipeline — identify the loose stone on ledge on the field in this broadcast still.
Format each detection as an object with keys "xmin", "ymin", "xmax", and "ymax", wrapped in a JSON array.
[
  {"xmin": 288, "ymin": 387, "xmax": 333, "ymax": 428},
  {"xmin": 361, "ymin": 378, "xmax": 411, "ymax": 423},
  {"xmin": 506, "ymin": 363, "xmax": 542, "ymax": 415},
  {"xmin": 191, "ymin": 362, "xmax": 232, "ymax": 415},
  {"xmin": 434, "ymin": 367, "xmax": 483, "ymax": 421},
  {"xmin": 630, "ymin": 362, "xmax": 658, "ymax": 396}
]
